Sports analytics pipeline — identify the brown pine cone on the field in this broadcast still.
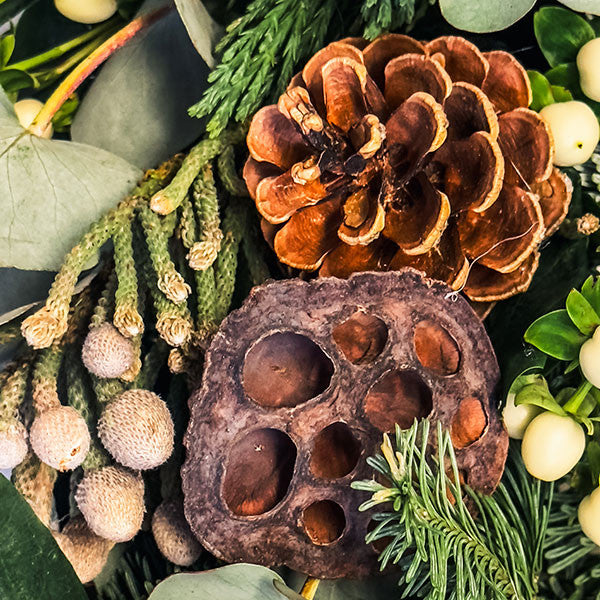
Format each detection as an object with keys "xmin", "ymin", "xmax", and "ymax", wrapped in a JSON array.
[{"xmin": 243, "ymin": 35, "xmax": 572, "ymax": 302}]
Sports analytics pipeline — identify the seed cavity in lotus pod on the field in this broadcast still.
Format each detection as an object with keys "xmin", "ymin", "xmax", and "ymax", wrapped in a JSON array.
[
  {"xmin": 151, "ymin": 499, "xmax": 202, "ymax": 566},
  {"xmin": 30, "ymin": 406, "xmax": 90, "ymax": 471},
  {"xmin": 82, "ymin": 323, "xmax": 135, "ymax": 379},
  {"xmin": 53, "ymin": 516, "xmax": 114, "ymax": 583},
  {"xmin": 98, "ymin": 390, "xmax": 174, "ymax": 470},
  {"xmin": 0, "ymin": 422, "xmax": 28, "ymax": 469},
  {"xmin": 76, "ymin": 465, "xmax": 145, "ymax": 542}
]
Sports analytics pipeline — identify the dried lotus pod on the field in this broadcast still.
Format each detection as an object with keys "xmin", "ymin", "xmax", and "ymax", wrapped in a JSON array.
[
  {"xmin": 244, "ymin": 34, "xmax": 572, "ymax": 303},
  {"xmin": 182, "ymin": 270, "xmax": 507, "ymax": 579}
]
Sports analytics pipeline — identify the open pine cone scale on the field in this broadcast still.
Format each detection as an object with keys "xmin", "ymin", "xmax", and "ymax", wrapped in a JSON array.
[{"xmin": 244, "ymin": 34, "xmax": 572, "ymax": 302}]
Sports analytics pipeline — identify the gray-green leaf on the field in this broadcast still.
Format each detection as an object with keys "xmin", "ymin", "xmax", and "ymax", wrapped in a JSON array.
[
  {"xmin": 0, "ymin": 86, "xmax": 141, "ymax": 271},
  {"xmin": 70, "ymin": 0, "xmax": 211, "ymax": 169},
  {"xmin": 534, "ymin": 7, "xmax": 595, "ymax": 67},
  {"xmin": 0, "ymin": 474, "xmax": 87, "ymax": 600},
  {"xmin": 439, "ymin": 0, "xmax": 536, "ymax": 33},
  {"xmin": 148, "ymin": 564, "xmax": 300, "ymax": 600},
  {"xmin": 524, "ymin": 309, "xmax": 587, "ymax": 360},
  {"xmin": 558, "ymin": 0, "xmax": 600, "ymax": 16},
  {"xmin": 174, "ymin": 0, "xmax": 222, "ymax": 68}
]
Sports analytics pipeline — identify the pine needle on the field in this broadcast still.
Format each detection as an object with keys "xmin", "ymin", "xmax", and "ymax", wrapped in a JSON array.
[{"xmin": 352, "ymin": 423, "xmax": 553, "ymax": 600}]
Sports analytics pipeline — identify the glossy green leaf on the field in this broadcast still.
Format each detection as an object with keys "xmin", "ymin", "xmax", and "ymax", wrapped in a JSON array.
[
  {"xmin": 0, "ymin": 68, "xmax": 34, "ymax": 93},
  {"xmin": 0, "ymin": 474, "xmax": 87, "ymax": 600},
  {"xmin": 566, "ymin": 288, "xmax": 600, "ymax": 334},
  {"xmin": 148, "ymin": 564, "xmax": 299, "ymax": 600},
  {"xmin": 0, "ymin": 34, "xmax": 15, "ymax": 67},
  {"xmin": 550, "ymin": 85, "xmax": 573, "ymax": 103},
  {"xmin": 515, "ymin": 383, "xmax": 567, "ymax": 416},
  {"xmin": 588, "ymin": 443, "xmax": 600, "ymax": 485},
  {"xmin": 173, "ymin": 0, "xmax": 221, "ymax": 68},
  {"xmin": 565, "ymin": 358, "xmax": 580, "ymax": 373},
  {"xmin": 546, "ymin": 62, "xmax": 600, "ymax": 121},
  {"xmin": 528, "ymin": 70, "xmax": 555, "ymax": 111},
  {"xmin": 0, "ymin": 0, "xmax": 36, "ymax": 24},
  {"xmin": 558, "ymin": 0, "xmax": 600, "ymax": 16},
  {"xmin": 581, "ymin": 276, "xmax": 600, "ymax": 316},
  {"xmin": 439, "ymin": 0, "xmax": 536, "ymax": 33},
  {"xmin": 0, "ymin": 86, "xmax": 141, "ymax": 270},
  {"xmin": 524, "ymin": 309, "xmax": 587, "ymax": 360},
  {"xmin": 534, "ymin": 7, "xmax": 595, "ymax": 67},
  {"xmin": 71, "ymin": 0, "xmax": 210, "ymax": 169}
]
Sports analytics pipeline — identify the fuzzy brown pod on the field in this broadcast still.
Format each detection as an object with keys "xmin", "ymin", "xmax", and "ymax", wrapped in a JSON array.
[
  {"xmin": 182, "ymin": 270, "xmax": 507, "ymax": 579},
  {"xmin": 243, "ymin": 35, "xmax": 572, "ymax": 306}
]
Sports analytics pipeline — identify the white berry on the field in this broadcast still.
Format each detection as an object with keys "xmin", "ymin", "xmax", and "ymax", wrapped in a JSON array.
[
  {"xmin": 54, "ymin": 0, "xmax": 117, "ymax": 24},
  {"xmin": 540, "ymin": 101, "xmax": 599, "ymax": 167},
  {"xmin": 578, "ymin": 487, "xmax": 600, "ymax": 547},
  {"xmin": 502, "ymin": 391, "xmax": 542, "ymax": 440},
  {"xmin": 521, "ymin": 412, "xmax": 586, "ymax": 481},
  {"xmin": 580, "ymin": 327, "xmax": 600, "ymax": 388},
  {"xmin": 14, "ymin": 99, "xmax": 53, "ymax": 139},
  {"xmin": 577, "ymin": 38, "xmax": 600, "ymax": 103}
]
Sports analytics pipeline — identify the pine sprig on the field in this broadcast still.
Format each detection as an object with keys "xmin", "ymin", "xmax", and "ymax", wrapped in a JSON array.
[
  {"xmin": 352, "ymin": 422, "xmax": 553, "ymax": 600},
  {"xmin": 189, "ymin": 0, "xmax": 337, "ymax": 137},
  {"xmin": 360, "ymin": 0, "xmax": 435, "ymax": 39}
]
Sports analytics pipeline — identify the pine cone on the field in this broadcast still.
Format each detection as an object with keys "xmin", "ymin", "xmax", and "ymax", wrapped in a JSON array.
[{"xmin": 243, "ymin": 35, "xmax": 572, "ymax": 302}]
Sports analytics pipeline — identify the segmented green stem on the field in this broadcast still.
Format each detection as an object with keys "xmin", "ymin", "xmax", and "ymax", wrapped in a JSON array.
[
  {"xmin": 217, "ymin": 145, "xmax": 248, "ymax": 197},
  {"xmin": 31, "ymin": 344, "xmax": 64, "ymax": 413},
  {"xmin": 188, "ymin": 165, "xmax": 223, "ymax": 271},
  {"xmin": 113, "ymin": 207, "xmax": 144, "ymax": 338},
  {"xmin": 12, "ymin": 453, "xmax": 57, "ymax": 526},
  {"xmin": 137, "ymin": 204, "xmax": 191, "ymax": 305},
  {"xmin": 0, "ymin": 362, "xmax": 30, "ymax": 427}
]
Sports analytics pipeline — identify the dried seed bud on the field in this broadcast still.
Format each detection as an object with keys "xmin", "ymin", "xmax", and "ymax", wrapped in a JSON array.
[
  {"xmin": 157, "ymin": 271, "xmax": 191, "ymax": 304},
  {"xmin": 156, "ymin": 312, "xmax": 192, "ymax": 347},
  {"xmin": 98, "ymin": 390, "xmax": 174, "ymax": 470},
  {"xmin": 167, "ymin": 348, "xmax": 187, "ymax": 374},
  {"xmin": 53, "ymin": 516, "xmax": 114, "ymax": 583},
  {"xmin": 119, "ymin": 356, "xmax": 142, "ymax": 383},
  {"xmin": 76, "ymin": 465, "xmax": 145, "ymax": 542},
  {"xmin": 0, "ymin": 422, "xmax": 28, "ymax": 469},
  {"xmin": 113, "ymin": 305, "xmax": 144, "ymax": 338},
  {"xmin": 82, "ymin": 323, "xmax": 135, "ymax": 379},
  {"xmin": 187, "ymin": 236, "xmax": 222, "ymax": 271},
  {"xmin": 30, "ymin": 406, "xmax": 90, "ymax": 471},
  {"xmin": 151, "ymin": 499, "xmax": 202, "ymax": 566},
  {"xmin": 21, "ymin": 308, "xmax": 63, "ymax": 349}
]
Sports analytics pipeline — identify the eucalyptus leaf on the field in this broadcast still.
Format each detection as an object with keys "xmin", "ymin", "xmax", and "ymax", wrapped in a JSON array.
[
  {"xmin": 148, "ymin": 564, "xmax": 298, "ymax": 600},
  {"xmin": 71, "ymin": 0, "xmax": 211, "ymax": 169},
  {"xmin": 528, "ymin": 70, "xmax": 555, "ymax": 111},
  {"xmin": 0, "ymin": 474, "xmax": 87, "ymax": 600},
  {"xmin": 439, "ymin": 0, "xmax": 536, "ymax": 33},
  {"xmin": 173, "ymin": 0, "xmax": 222, "ymax": 68},
  {"xmin": 524, "ymin": 309, "xmax": 587, "ymax": 360},
  {"xmin": 566, "ymin": 288, "xmax": 600, "ymax": 335},
  {"xmin": 515, "ymin": 383, "xmax": 567, "ymax": 416},
  {"xmin": 558, "ymin": 0, "xmax": 600, "ymax": 16},
  {"xmin": 534, "ymin": 7, "xmax": 595, "ymax": 67},
  {"xmin": 0, "ymin": 86, "xmax": 141, "ymax": 270}
]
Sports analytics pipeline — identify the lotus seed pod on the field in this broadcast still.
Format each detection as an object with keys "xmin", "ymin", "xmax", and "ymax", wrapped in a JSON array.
[
  {"xmin": 30, "ymin": 406, "xmax": 90, "ymax": 471},
  {"xmin": 151, "ymin": 499, "xmax": 202, "ymax": 566},
  {"xmin": 53, "ymin": 516, "xmax": 114, "ymax": 583},
  {"xmin": 82, "ymin": 323, "xmax": 135, "ymax": 379},
  {"xmin": 13, "ymin": 98, "xmax": 53, "ymax": 139},
  {"xmin": 98, "ymin": 390, "xmax": 174, "ymax": 470},
  {"xmin": 0, "ymin": 421, "xmax": 28, "ymax": 469},
  {"xmin": 76, "ymin": 465, "xmax": 145, "ymax": 542}
]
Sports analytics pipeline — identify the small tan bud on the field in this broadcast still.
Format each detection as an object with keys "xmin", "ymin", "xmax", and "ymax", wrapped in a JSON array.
[{"xmin": 82, "ymin": 323, "xmax": 135, "ymax": 379}]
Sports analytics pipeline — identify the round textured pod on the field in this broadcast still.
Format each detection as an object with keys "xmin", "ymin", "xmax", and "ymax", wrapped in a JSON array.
[
  {"xmin": 30, "ymin": 406, "xmax": 90, "ymax": 471},
  {"xmin": 53, "ymin": 516, "xmax": 114, "ymax": 583},
  {"xmin": 182, "ymin": 270, "xmax": 508, "ymax": 578},
  {"xmin": 98, "ymin": 390, "xmax": 174, "ymax": 470},
  {"xmin": 76, "ymin": 465, "xmax": 145, "ymax": 542},
  {"xmin": 0, "ymin": 422, "xmax": 28, "ymax": 469},
  {"xmin": 82, "ymin": 323, "xmax": 135, "ymax": 379},
  {"xmin": 152, "ymin": 499, "xmax": 202, "ymax": 566}
]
